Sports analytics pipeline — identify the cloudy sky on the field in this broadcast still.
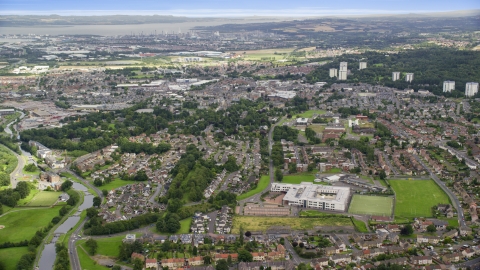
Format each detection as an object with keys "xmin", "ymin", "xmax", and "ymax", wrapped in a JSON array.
[{"xmin": 1, "ymin": 0, "xmax": 478, "ymax": 16}]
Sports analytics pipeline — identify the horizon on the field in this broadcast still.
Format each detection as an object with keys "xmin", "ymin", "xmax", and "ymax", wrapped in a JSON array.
[{"xmin": 1, "ymin": 0, "xmax": 479, "ymax": 17}]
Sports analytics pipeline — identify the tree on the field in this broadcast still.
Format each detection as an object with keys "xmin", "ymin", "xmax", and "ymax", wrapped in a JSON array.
[
  {"xmin": 86, "ymin": 207, "xmax": 99, "ymax": 218},
  {"xmin": 275, "ymin": 168, "xmax": 283, "ymax": 182},
  {"xmin": 401, "ymin": 224, "xmax": 414, "ymax": 236},
  {"xmin": 24, "ymin": 163, "xmax": 37, "ymax": 172},
  {"xmin": 203, "ymin": 255, "xmax": 212, "ymax": 265},
  {"xmin": 60, "ymin": 180, "xmax": 73, "ymax": 191},
  {"xmin": 238, "ymin": 249, "xmax": 253, "ymax": 262},
  {"xmin": 85, "ymin": 238, "xmax": 98, "ymax": 255},
  {"xmin": 93, "ymin": 196, "xmax": 101, "ymax": 207},
  {"xmin": 292, "ymin": 241, "xmax": 298, "ymax": 247},
  {"xmin": 102, "ymin": 189, "xmax": 108, "ymax": 196},
  {"xmin": 245, "ymin": 231, "xmax": 252, "ymax": 237},
  {"xmin": 216, "ymin": 259, "xmax": 229, "ymax": 270},
  {"xmin": 112, "ymin": 266, "xmax": 121, "ymax": 270},
  {"xmin": 379, "ymin": 170, "xmax": 387, "ymax": 180},
  {"xmin": 166, "ymin": 217, "xmax": 180, "ymax": 233},
  {"xmin": 297, "ymin": 263, "xmax": 308, "ymax": 270},
  {"xmin": 192, "ymin": 246, "xmax": 197, "ymax": 256},
  {"xmin": 15, "ymin": 181, "xmax": 30, "ymax": 199},
  {"xmin": 227, "ymin": 255, "xmax": 232, "ymax": 266},
  {"xmin": 133, "ymin": 258, "xmax": 143, "ymax": 270},
  {"xmin": 427, "ymin": 224, "xmax": 436, "ymax": 233}
]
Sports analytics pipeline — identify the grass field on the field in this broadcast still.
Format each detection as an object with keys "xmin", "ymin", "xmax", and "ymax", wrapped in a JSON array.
[
  {"xmin": 0, "ymin": 207, "xmax": 59, "ymax": 244},
  {"xmin": 299, "ymin": 210, "xmax": 337, "ymax": 217},
  {"xmin": 23, "ymin": 191, "xmax": 60, "ymax": 206},
  {"xmin": 100, "ymin": 179, "xmax": 139, "ymax": 191},
  {"xmin": 178, "ymin": 218, "xmax": 192, "ymax": 234},
  {"xmin": 309, "ymin": 124, "xmax": 326, "ymax": 134},
  {"xmin": 348, "ymin": 195, "xmax": 393, "ymax": 216},
  {"xmin": 282, "ymin": 173, "xmax": 315, "ymax": 184},
  {"xmin": 76, "ymin": 242, "xmax": 110, "ymax": 270},
  {"xmin": 88, "ymin": 235, "xmax": 123, "ymax": 257},
  {"xmin": 0, "ymin": 247, "xmax": 30, "ymax": 270},
  {"xmin": 295, "ymin": 110, "xmax": 327, "ymax": 119},
  {"xmin": 390, "ymin": 180, "xmax": 449, "ymax": 218},
  {"xmin": 232, "ymin": 216, "xmax": 352, "ymax": 233},
  {"xmin": 237, "ymin": 175, "xmax": 270, "ymax": 200},
  {"xmin": 351, "ymin": 218, "xmax": 369, "ymax": 233}
]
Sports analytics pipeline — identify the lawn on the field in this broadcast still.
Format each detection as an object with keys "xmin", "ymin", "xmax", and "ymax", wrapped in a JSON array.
[
  {"xmin": 309, "ymin": 124, "xmax": 326, "ymax": 134},
  {"xmin": 16, "ymin": 188, "xmax": 40, "ymax": 206},
  {"xmin": 24, "ymin": 191, "xmax": 60, "ymax": 206},
  {"xmin": 389, "ymin": 180, "xmax": 450, "ymax": 218},
  {"xmin": 0, "ymin": 247, "xmax": 30, "ymax": 270},
  {"xmin": 76, "ymin": 242, "xmax": 110, "ymax": 270},
  {"xmin": 100, "ymin": 179, "xmax": 139, "ymax": 191},
  {"xmin": 232, "ymin": 216, "xmax": 353, "ymax": 233},
  {"xmin": 89, "ymin": 235, "xmax": 124, "ymax": 257},
  {"xmin": 351, "ymin": 218, "xmax": 369, "ymax": 233},
  {"xmin": 237, "ymin": 175, "xmax": 270, "ymax": 200},
  {"xmin": 299, "ymin": 210, "xmax": 337, "ymax": 217},
  {"xmin": 282, "ymin": 173, "xmax": 315, "ymax": 184},
  {"xmin": 295, "ymin": 110, "xmax": 326, "ymax": 119},
  {"xmin": 178, "ymin": 218, "xmax": 192, "ymax": 234},
  {"xmin": 0, "ymin": 207, "xmax": 59, "ymax": 244},
  {"xmin": 324, "ymin": 168, "xmax": 342, "ymax": 174},
  {"xmin": 348, "ymin": 195, "xmax": 393, "ymax": 216}
]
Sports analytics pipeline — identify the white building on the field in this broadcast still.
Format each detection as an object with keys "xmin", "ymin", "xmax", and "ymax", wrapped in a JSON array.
[
  {"xmin": 465, "ymin": 82, "xmax": 479, "ymax": 97},
  {"xmin": 392, "ymin": 72, "xmax": 400, "ymax": 81},
  {"xmin": 443, "ymin": 81, "xmax": 455, "ymax": 93},
  {"xmin": 359, "ymin": 62, "xmax": 367, "ymax": 70},
  {"xmin": 296, "ymin": 118, "xmax": 309, "ymax": 125},
  {"xmin": 329, "ymin": 68, "xmax": 338, "ymax": 78},
  {"xmin": 405, "ymin": 73, "xmax": 414, "ymax": 83},
  {"xmin": 338, "ymin": 62, "xmax": 348, "ymax": 80},
  {"xmin": 271, "ymin": 182, "xmax": 350, "ymax": 211},
  {"xmin": 348, "ymin": 119, "xmax": 359, "ymax": 127}
]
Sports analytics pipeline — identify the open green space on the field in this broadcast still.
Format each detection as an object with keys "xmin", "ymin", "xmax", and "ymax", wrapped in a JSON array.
[
  {"xmin": 88, "ymin": 235, "xmax": 124, "ymax": 258},
  {"xmin": 0, "ymin": 207, "xmax": 59, "ymax": 244},
  {"xmin": 390, "ymin": 180, "xmax": 450, "ymax": 218},
  {"xmin": 237, "ymin": 175, "xmax": 270, "ymax": 200},
  {"xmin": 178, "ymin": 218, "xmax": 192, "ymax": 234},
  {"xmin": 309, "ymin": 124, "xmax": 326, "ymax": 134},
  {"xmin": 232, "ymin": 216, "xmax": 352, "ymax": 233},
  {"xmin": 348, "ymin": 195, "xmax": 393, "ymax": 216},
  {"xmin": 23, "ymin": 191, "xmax": 60, "ymax": 206},
  {"xmin": 99, "ymin": 179, "xmax": 139, "ymax": 191},
  {"xmin": 299, "ymin": 210, "xmax": 337, "ymax": 217},
  {"xmin": 0, "ymin": 246, "xmax": 30, "ymax": 270},
  {"xmin": 282, "ymin": 173, "xmax": 315, "ymax": 184},
  {"xmin": 76, "ymin": 241, "xmax": 110, "ymax": 270},
  {"xmin": 351, "ymin": 218, "xmax": 369, "ymax": 233},
  {"xmin": 295, "ymin": 110, "xmax": 326, "ymax": 119},
  {"xmin": 16, "ymin": 187, "xmax": 40, "ymax": 206}
]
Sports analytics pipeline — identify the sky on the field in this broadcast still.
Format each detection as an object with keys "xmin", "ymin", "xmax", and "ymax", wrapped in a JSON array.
[{"xmin": 0, "ymin": 0, "xmax": 479, "ymax": 17}]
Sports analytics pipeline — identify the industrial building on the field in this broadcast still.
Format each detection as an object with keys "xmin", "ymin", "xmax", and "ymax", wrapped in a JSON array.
[
  {"xmin": 271, "ymin": 182, "xmax": 351, "ymax": 211},
  {"xmin": 0, "ymin": 109, "xmax": 15, "ymax": 116},
  {"xmin": 443, "ymin": 81, "xmax": 455, "ymax": 93}
]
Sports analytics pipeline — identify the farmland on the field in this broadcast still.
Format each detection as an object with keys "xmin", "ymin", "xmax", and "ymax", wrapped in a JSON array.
[{"xmin": 389, "ymin": 180, "xmax": 450, "ymax": 218}]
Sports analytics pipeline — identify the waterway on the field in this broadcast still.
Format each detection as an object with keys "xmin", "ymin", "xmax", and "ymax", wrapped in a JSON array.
[{"xmin": 37, "ymin": 182, "xmax": 94, "ymax": 270}]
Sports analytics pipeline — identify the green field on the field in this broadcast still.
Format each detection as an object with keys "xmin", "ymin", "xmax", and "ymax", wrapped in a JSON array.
[
  {"xmin": 232, "ymin": 216, "xmax": 352, "ymax": 233},
  {"xmin": 87, "ymin": 235, "xmax": 123, "ymax": 257},
  {"xmin": 23, "ymin": 191, "xmax": 60, "ymax": 206},
  {"xmin": 0, "ymin": 207, "xmax": 59, "ymax": 244},
  {"xmin": 237, "ymin": 175, "xmax": 270, "ymax": 200},
  {"xmin": 0, "ymin": 247, "xmax": 30, "ymax": 270},
  {"xmin": 99, "ymin": 179, "xmax": 139, "ymax": 191},
  {"xmin": 295, "ymin": 110, "xmax": 327, "ymax": 118},
  {"xmin": 351, "ymin": 218, "xmax": 369, "ymax": 233},
  {"xmin": 76, "ymin": 241, "xmax": 109, "ymax": 270},
  {"xmin": 348, "ymin": 195, "xmax": 393, "ymax": 216},
  {"xmin": 178, "ymin": 218, "xmax": 192, "ymax": 234},
  {"xmin": 390, "ymin": 180, "xmax": 450, "ymax": 218}
]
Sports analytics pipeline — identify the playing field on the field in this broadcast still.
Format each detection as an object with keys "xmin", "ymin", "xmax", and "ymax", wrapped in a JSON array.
[
  {"xmin": 0, "ymin": 207, "xmax": 59, "ymax": 244},
  {"xmin": 25, "ymin": 191, "xmax": 60, "ymax": 206},
  {"xmin": 390, "ymin": 180, "xmax": 450, "ymax": 218},
  {"xmin": 348, "ymin": 195, "xmax": 393, "ymax": 216}
]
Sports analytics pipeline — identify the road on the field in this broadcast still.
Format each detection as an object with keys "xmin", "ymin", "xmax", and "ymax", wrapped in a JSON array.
[
  {"xmin": 7, "ymin": 146, "xmax": 24, "ymax": 189},
  {"xmin": 412, "ymin": 153, "xmax": 465, "ymax": 227},
  {"xmin": 283, "ymin": 238, "xmax": 311, "ymax": 264},
  {"xmin": 382, "ymin": 152, "xmax": 399, "ymax": 175},
  {"xmin": 69, "ymin": 218, "xmax": 87, "ymax": 270}
]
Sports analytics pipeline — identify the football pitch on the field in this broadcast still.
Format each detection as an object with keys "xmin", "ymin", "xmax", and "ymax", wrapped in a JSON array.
[
  {"xmin": 348, "ymin": 195, "xmax": 393, "ymax": 216},
  {"xmin": 389, "ymin": 179, "xmax": 449, "ymax": 218}
]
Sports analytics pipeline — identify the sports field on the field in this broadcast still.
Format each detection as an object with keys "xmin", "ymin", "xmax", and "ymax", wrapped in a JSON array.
[
  {"xmin": 390, "ymin": 180, "xmax": 449, "ymax": 218},
  {"xmin": 348, "ymin": 195, "xmax": 393, "ymax": 216},
  {"xmin": 0, "ymin": 207, "xmax": 59, "ymax": 243},
  {"xmin": 25, "ymin": 191, "xmax": 60, "ymax": 206}
]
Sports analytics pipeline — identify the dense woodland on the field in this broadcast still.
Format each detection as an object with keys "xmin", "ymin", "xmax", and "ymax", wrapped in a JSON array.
[{"xmin": 306, "ymin": 48, "xmax": 480, "ymax": 97}]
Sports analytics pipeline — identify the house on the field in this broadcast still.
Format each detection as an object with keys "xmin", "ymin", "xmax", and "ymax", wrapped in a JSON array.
[
  {"xmin": 161, "ymin": 258, "xmax": 185, "ymax": 269},
  {"xmin": 330, "ymin": 254, "xmax": 351, "ymax": 264},
  {"xmin": 375, "ymin": 257, "xmax": 407, "ymax": 267},
  {"xmin": 131, "ymin": 252, "xmax": 145, "ymax": 262},
  {"xmin": 431, "ymin": 219, "xmax": 448, "ymax": 230},
  {"xmin": 214, "ymin": 253, "xmax": 238, "ymax": 262},
  {"xmin": 237, "ymin": 261, "xmax": 295, "ymax": 270},
  {"xmin": 312, "ymin": 258, "xmax": 329, "ymax": 268},
  {"xmin": 442, "ymin": 230, "xmax": 458, "ymax": 239},
  {"xmin": 442, "ymin": 253, "xmax": 461, "ymax": 263},
  {"xmin": 188, "ymin": 256, "xmax": 204, "ymax": 266},
  {"xmin": 252, "ymin": 252, "xmax": 265, "ymax": 262},
  {"xmin": 417, "ymin": 234, "xmax": 441, "ymax": 244},
  {"xmin": 146, "ymin": 258, "xmax": 158, "ymax": 269},
  {"xmin": 460, "ymin": 226, "xmax": 473, "ymax": 236},
  {"xmin": 462, "ymin": 248, "xmax": 475, "ymax": 258},
  {"xmin": 411, "ymin": 256, "xmax": 432, "ymax": 265}
]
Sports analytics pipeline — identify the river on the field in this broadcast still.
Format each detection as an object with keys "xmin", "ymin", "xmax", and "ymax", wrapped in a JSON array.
[{"xmin": 37, "ymin": 182, "xmax": 94, "ymax": 270}]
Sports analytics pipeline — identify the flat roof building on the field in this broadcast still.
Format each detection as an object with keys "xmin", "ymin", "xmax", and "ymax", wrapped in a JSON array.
[
  {"xmin": 271, "ymin": 182, "xmax": 350, "ymax": 212},
  {"xmin": 338, "ymin": 62, "xmax": 348, "ymax": 81},
  {"xmin": 392, "ymin": 72, "xmax": 400, "ymax": 82},
  {"xmin": 359, "ymin": 62, "xmax": 367, "ymax": 70},
  {"xmin": 465, "ymin": 82, "xmax": 479, "ymax": 97},
  {"xmin": 443, "ymin": 81, "xmax": 455, "ymax": 93},
  {"xmin": 405, "ymin": 73, "xmax": 414, "ymax": 83}
]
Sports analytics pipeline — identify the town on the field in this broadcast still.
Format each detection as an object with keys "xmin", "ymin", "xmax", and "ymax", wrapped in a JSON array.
[{"xmin": 0, "ymin": 8, "xmax": 479, "ymax": 270}]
